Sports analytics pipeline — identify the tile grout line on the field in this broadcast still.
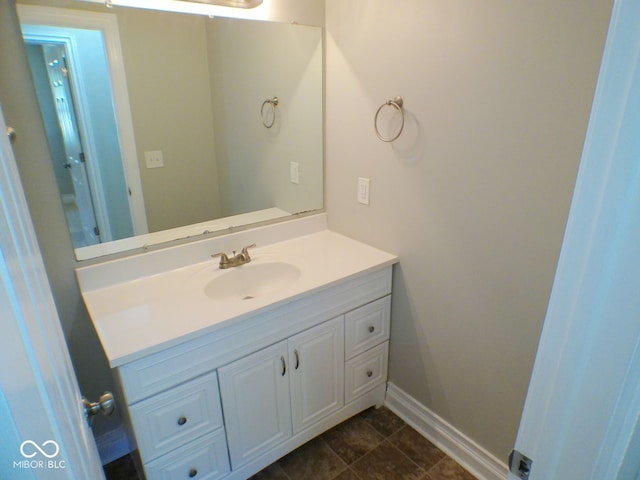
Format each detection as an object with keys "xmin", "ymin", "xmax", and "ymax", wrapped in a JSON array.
[
  {"xmin": 318, "ymin": 436, "xmax": 351, "ymax": 480},
  {"xmin": 322, "ymin": 410, "xmax": 424, "ymax": 480},
  {"xmin": 382, "ymin": 436, "xmax": 428, "ymax": 478},
  {"xmin": 320, "ymin": 414, "xmax": 387, "ymax": 480}
]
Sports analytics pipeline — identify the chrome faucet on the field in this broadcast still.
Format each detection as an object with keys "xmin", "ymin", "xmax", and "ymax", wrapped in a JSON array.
[{"xmin": 211, "ymin": 243, "xmax": 256, "ymax": 269}]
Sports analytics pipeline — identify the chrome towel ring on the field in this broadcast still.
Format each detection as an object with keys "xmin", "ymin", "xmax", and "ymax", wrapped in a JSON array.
[
  {"xmin": 261, "ymin": 96, "xmax": 279, "ymax": 128},
  {"xmin": 374, "ymin": 96, "xmax": 404, "ymax": 142}
]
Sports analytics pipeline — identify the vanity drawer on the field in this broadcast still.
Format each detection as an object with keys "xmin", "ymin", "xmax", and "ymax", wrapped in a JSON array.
[
  {"xmin": 345, "ymin": 342, "xmax": 389, "ymax": 403},
  {"xmin": 144, "ymin": 429, "xmax": 230, "ymax": 480},
  {"xmin": 130, "ymin": 371, "xmax": 224, "ymax": 462},
  {"xmin": 345, "ymin": 295, "xmax": 391, "ymax": 359}
]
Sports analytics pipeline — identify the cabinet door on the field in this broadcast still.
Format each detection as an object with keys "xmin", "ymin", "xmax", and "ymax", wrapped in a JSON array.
[
  {"xmin": 218, "ymin": 340, "xmax": 292, "ymax": 469},
  {"xmin": 289, "ymin": 316, "xmax": 345, "ymax": 433}
]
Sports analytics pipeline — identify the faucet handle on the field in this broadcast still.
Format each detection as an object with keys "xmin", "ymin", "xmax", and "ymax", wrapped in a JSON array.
[
  {"xmin": 211, "ymin": 252, "xmax": 230, "ymax": 267},
  {"xmin": 241, "ymin": 243, "xmax": 256, "ymax": 260}
]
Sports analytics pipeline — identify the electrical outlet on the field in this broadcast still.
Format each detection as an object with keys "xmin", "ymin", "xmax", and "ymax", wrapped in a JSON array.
[
  {"xmin": 357, "ymin": 177, "xmax": 370, "ymax": 205},
  {"xmin": 290, "ymin": 162, "xmax": 300, "ymax": 184},
  {"xmin": 145, "ymin": 150, "xmax": 164, "ymax": 169}
]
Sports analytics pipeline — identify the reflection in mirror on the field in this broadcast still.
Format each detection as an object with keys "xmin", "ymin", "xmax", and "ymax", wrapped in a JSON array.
[{"xmin": 17, "ymin": 3, "xmax": 323, "ymax": 260}]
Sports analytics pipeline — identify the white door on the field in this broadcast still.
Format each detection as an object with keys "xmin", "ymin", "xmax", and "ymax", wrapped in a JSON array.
[
  {"xmin": 0, "ymin": 107, "xmax": 105, "ymax": 478},
  {"xmin": 218, "ymin": 340, "xmax": 293, "ymax": 469},
  {"xmin": 508, "ymin": 1, "xmax": 640, "ymax": 479},
  {"xmin": 289, "ymin": 316, "xmax": 344, "ymax": 433}
]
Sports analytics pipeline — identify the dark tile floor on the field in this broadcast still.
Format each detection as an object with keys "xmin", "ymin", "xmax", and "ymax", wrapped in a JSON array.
[
  {"xmin": 104, "ymin": 407, "xmax": 477, "ymax": 480},
  {"xmin": 103, "ymin": 453, "xmax": 138, "ymax": 479}
]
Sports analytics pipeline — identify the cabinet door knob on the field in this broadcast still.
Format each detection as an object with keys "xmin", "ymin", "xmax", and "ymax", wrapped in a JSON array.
[
  {"xmin": 281, "ymin": 356, "xmax": 286, "ymax": 376},
  {"xmin": 366, "ymin": 370, "xmax": 373, "ymax": 378},
  {"xmin": 294, "ymin": 349, "xmax": 300, "ymax": 370},
  {"xmin": 368, "ymin": 325, "xmax": 375, "ymax": 333},
  {"xmin": 177, "ymin": 416, "xmax": 188, "ymax": 426},
  {"xmin": 189, "ymin": 468, "xmax": 198, "ymax": 477}
]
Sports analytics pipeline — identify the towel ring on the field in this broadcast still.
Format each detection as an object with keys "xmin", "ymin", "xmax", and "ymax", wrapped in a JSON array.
[
  {"xmin": 261, "ymin": 97, "xmax": 279, "ymax": 128},
  {"xmin": 374, "ymin": 96, "xmax": 404, "ymax": 142}
]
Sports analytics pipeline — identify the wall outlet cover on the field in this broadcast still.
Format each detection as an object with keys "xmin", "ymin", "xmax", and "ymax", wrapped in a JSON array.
[{"xmin": 358, "ymin": 177, "xmax": 370, "ymax": 205}]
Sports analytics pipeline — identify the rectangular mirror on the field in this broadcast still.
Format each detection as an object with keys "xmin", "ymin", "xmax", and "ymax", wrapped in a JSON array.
[{"xmin": 17, "ymin": 2, "xmax": 323, "ymax": 260}]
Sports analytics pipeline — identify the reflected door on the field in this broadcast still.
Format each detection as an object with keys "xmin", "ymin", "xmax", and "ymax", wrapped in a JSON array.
[{"xmin": 42, "ymin": 44, "xmax": 100, "ymax": 247}]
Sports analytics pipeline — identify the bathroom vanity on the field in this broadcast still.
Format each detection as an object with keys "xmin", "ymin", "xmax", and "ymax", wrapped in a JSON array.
[{"xmin": 77, "ymin": 215, "xmax": 397, "ymax": 480}]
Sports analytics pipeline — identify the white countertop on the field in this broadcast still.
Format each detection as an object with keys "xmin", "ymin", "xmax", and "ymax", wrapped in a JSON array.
[{"xmin": 79, "ymin": 228, "xmax": 397, "ymax": 367}]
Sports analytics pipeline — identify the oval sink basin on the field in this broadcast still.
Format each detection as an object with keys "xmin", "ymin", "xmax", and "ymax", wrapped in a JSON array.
[{"xmin": 204, "ymin": 262, "xmax": 301, "ymax": 301}]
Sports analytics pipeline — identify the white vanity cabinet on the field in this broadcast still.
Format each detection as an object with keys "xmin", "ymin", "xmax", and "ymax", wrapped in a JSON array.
[
  {"xmin": 106, "ymin": 264, "xmax": 393, "ymax": 480},
  {"xmin": 77, "ymin": 223, "xmax": 399, "ymax": 479},
  {"xmin": 219, "ymin": 316, "xmax": 344, "ymax": 470}
]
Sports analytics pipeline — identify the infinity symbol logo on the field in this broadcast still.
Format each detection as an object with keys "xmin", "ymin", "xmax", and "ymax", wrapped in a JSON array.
[{"xmin": 20, "ymin": 440, "xmax": 60, "ymax": 459}]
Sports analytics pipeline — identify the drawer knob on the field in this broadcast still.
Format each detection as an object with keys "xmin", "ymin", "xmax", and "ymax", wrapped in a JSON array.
[
  {"xmin": 189, "ymin": 468, "xmax": 198, "ymax": 478},
  {"xmin": 368, "ymin": 325, "xmax": 375, "ymax": 333},
  {"xmin": 367, "ymin": 370, "xmax": 373, "ymax": 378},
  {"xmin": 177, "ymin": 416, "xmax": 188, "ymax": 426}
]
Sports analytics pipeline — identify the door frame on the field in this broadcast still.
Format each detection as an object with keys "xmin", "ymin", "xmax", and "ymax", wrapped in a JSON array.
[
  {"xmin": 509, "ymin": 0, "xmax": 640, "ymax": 478},
  {"xmin": 0, "ymin": 105, "xmax": 105, "ymax": 478},
  {"xmin": 17, "ymin": 4, "xmax": 149, "ymax": 240}
]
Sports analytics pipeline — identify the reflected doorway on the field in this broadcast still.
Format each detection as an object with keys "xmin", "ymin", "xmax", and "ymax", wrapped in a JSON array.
[
  {"xmin": 21, "ymin": 17, "xmax": 148, "ymax": 250},
  {"xmin": 27, "ymin": 41, "xmax": 101, "ymax": 247}
]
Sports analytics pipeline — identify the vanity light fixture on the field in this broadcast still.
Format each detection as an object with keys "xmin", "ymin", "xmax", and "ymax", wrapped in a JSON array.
[{"xmin": 80, "ymin": 0, "xmax": 265, "ymax": 18}]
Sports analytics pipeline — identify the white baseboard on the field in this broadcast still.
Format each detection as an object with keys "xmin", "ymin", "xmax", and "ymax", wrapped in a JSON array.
[
  {"xmin": 384, "ymin": 382, "xmax": 508, "ymax": 480},
  {"xmin": 95, "ymin": 425, "xmax": 131, "ymax": 465}
]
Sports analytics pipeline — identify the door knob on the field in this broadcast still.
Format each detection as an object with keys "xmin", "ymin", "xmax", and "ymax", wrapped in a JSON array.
[{"xmin": 83, "ymin": 391, "xmax": 115, "ymax": 420}]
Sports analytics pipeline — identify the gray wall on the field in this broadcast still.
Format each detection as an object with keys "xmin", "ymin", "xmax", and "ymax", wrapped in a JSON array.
[
  {"xmin": 116, "ymin": 8, "xmax": 222, "ymax": 233},
  {"xmin": 324, "ymin": 0, "xmax": 613, "ymax": 459}
]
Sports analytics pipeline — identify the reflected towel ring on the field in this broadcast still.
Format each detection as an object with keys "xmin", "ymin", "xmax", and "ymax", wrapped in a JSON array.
[
  {"xmin": 374, "ymin": 96, "xmax": 404, "ymax": 142},
  {"xmin": 261, "ymin": 96, "xmax": 279, "ymax": 128}
]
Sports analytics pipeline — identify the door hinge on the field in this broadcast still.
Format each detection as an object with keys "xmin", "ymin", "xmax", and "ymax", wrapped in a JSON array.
[
  {"xmin": 79, "ymin": 152, "xmax": 86, "ymax": 163},
  {"xmin": 94, "ymin": 226, "xmax": 100, "ymax": 237},
  {"xmin": 509, "ymin": 450, "xmax": 532, "ymax": 480}
]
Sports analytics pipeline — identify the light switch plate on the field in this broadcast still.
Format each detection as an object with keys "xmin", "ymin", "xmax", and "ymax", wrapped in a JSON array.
[{"xmin": 145, "ymin": 150, "xmax": 164, "ymax": 169}]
